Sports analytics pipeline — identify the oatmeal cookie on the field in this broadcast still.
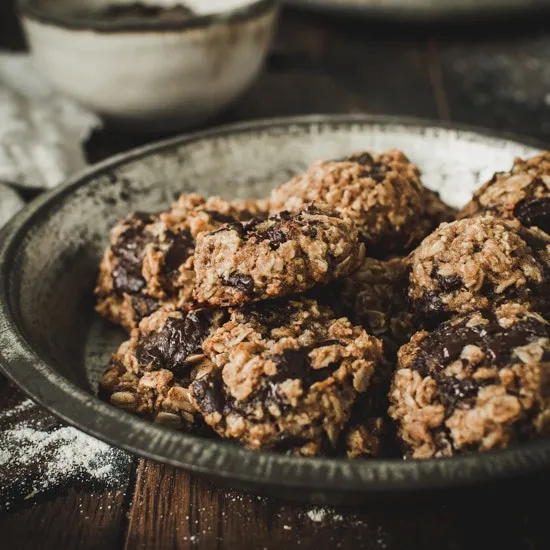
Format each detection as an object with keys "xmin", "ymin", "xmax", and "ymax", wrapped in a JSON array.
[
  {"xmin": 193, "ymin": 204, "xmax": 365, "ymax": 307},
  {"xmin": 338, "ymin": 256, "xmax": 414, "ymax": 356},
  {"xmin": 100, "ymin": 306, "xmax": 227, "ymax": 430},
  {"xmin": 409, "ymin": 216, "xmax": 550, "ymax": 320},
  {"xmin": 340, "ymin": 377, "xmax": 392, "ymax": 459},
  {"xmin": 344, "ymin": 418, "xmax": 386, "ymax": 459},
  {"xmin": 459, "ymin": 152, "xmax": 550, "ymax": 233},
  {"xmin": 268, "ymin": 150, "xmax": 426, "ymax": 256},
  {"xmin": 96, "ymin": 194, "xmax": 264, "ymax": 330},
  {"xmin": 189, "ymin": 297, "xmax": 384, "ymax": 455},
  {"xmin": 389, "ymin": 303, "xmax": 550, "ymax": 458},
  {"xmin": 339, "ymin": 336, "xmax": 401, "ymax": 460}
]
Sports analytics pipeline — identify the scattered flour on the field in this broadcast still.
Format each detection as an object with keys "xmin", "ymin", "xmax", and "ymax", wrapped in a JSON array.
[
  {"xmin": 0, "ymin": 398, "xmax": 36, "ymax": 421},
  {"xmin": 306, "ymin": 507, "xmax": 328, "ymax": 523},
  {"xmin": 304, "ymin": 506, "xmax": 389, "ymax": 548},
  {"xmin": 306, "ymin": 507, "xmax": 344, "ymax": 524},
  {"xmin": 0, "ymin": 398, "xmax": 132, "ymax": 510}
]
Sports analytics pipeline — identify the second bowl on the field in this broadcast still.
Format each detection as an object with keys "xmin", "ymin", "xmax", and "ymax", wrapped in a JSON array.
[{"xmin": 19, "ymin": 0, "xmax": 279, "ymax": 132}]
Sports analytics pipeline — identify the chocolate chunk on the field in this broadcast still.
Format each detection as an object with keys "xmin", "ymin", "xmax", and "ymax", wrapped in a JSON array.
[
  {"xmin": 224, "ymin": 211, "xmax": 292, "ymax": 249},
  {"xmin": 112, "ymin": 264, "xmax": 146, "ymax": 293},
  {"xmin": 131, "ymin": 295, "xmax": 160, "ymax": 322},
  {"xmin": 239, "ymin": 213, "xmax": 293, "ymax": 249},
  {"xmin": 367, "ymin": 162, "xmax": 389, "ymax": 183},
  {"xmin": 343, "ymin": 152, "xmax": 375, "ymax": 166},
  {"xmin": 251, "ymin": 342, "xmax": 341, "ymax": 413},
  {"xmin": 270, "ymin": 347, "xmax": 312, "ymax": 383},
  {"xmin": 163, "ymin": 230, "xmax": 194, "ymax": 276},
  {"xmin": 224, "ymin": 222, "xmax": 247, "ymax": 239},
  {"xmin": 305, "ymin": 226, "xmax": 318, "ymax": 238},
  {"xmin": 412, "ymin": 290, "xmax": 444, "ymax": 320},
  {"xmin": 224, "ymin": 273, "xmax": 255, "ymax": 295},
  {"xmin": 240, "ymin": 209, "xmax": 268, "ymax": 222},
  {"xmin": 266, "ymin": 227, "xmax": 288, "ymax": 249},
  {"xmin": 192, "ymin": 368, "xmax": 225, "ymax": 414},
  {"xmin": 136, "ymin": 309, "xmax": 214, "ymax": 377},
  {"xmin": 437, "ymin": 377, "xmax": 483, "ymax": 413},
  {"xmin": 111, "ymin": 213, "xmax": 155, "ymax": 293},
  {"xmin": 302, "ymin": 204, "xmax": 327, "ymax": 217},
  {"xmin": 274, "ymin": 210, "xmax": 292, "ymax": 221},
  {"xmin": 514, "ymin": 197, "xmax": 550, "ymax": 234},
  {"xmin": 270, "ymin": 342, "xmax": 339, "ymax": 386},
  {"xmin": 240, "ymin": 299, "xmax": 299, "ymax": 330},
  {"xmin": 435, "ymin": 273, "xmax": 463, "ymax": 292},
  {"xmin": 271, "ymin": 342, "xmax": 338, "ymax": 379},
  {"xmin": 410, "ymin": 314, "xmax": 549, "ymax": 379},
  {"xmin": 255, "ymin": 226, "xmax": 287, "ymax": 250},
  {"xmin": 270, "ymin": 204, "xmax": 335, "ymax": 240},
  {"xmin": 205, "ymin": 210, "xmax": 237, "ymax": 224}
]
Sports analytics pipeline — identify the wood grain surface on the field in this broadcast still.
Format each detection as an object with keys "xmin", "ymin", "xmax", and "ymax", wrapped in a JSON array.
[{"xmin": 1, "ymin": 2, "xmax": 550, "ymax": 549}]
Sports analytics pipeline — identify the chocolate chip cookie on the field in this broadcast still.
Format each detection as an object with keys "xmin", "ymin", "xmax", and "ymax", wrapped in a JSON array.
[
  {"xmin": 189, "ymin": 297, "xmax": 384, "ymax": 455},
  {"xmin": 409, "ymin": 216, "xmax": 550, "ymax": 320},
  {"xmin": 343, "ymin": 418, "xmax": 386, "ymax": 459},
  {"xmin": 268, "ymin": 150, "xmax": 426, "ymax": 256},
  {"xmin": 96, "ymin": 194, "xmax": 265, "ymax": 330},
  {"xmin": 100, "ymin": 306, "xmax": 227, "ymax": 430},
  {"xmin": 193, "ymin": 204, "xmax": 365, "ymax": 307},
  {"xmin": 338, "ymin": 256, "xmax": 414, "ymax": 357},
  {"xmin": 459, "ymin": 152, "xmax": 550, "ymax": 233},
  {"xmin": 389, "ymin": 302, "xmax": 550, "ymax": 458}
]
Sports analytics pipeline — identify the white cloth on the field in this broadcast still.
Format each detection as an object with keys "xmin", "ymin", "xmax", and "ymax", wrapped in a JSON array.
[
  {"xmin": 0, "ymin": 183, "xmax": 24, "ymax": 229},
  {"xmin": 0, "ymin": 53, "xmax": 101, "ymax": 229}
]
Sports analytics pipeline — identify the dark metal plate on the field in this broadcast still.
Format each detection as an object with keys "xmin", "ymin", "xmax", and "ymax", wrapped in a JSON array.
[{"xmin": 0, "ymin": 115, "xmax": 548, "ymax": 504}]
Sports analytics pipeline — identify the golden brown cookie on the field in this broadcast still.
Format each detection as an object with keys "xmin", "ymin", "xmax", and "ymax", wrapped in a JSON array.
[
  {"xmin": 389, "ymin": 303, "xmax": 550, "ymax": 458},
  {"xmin": 189, "ymin": 297, "xmax": 384, "ymax": 456}
]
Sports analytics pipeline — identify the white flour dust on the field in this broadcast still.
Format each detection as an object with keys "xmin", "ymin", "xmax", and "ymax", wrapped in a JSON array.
[
  {"xmin": 0, "ymin": 399, "xmax": 132, "ymax": 510},
  {"xmin": 304, "ymin": 506, "xmax": 388, "ymax": 548},
  {"xmin": 306, "ymin": 507, "xmax": 343, "ymax": 524},
  {"xmin": 306, "ymin": 507, "xmax": 327, "ymax": 523}
]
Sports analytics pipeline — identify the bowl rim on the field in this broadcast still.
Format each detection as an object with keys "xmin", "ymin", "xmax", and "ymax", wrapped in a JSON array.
[
  {"xmin": 18, "ymin": 0, "xmax": 278, "ymax": 33},
  {"xmin": 1, "ymin": 113, "xmax": 550, "ymax": 497}
]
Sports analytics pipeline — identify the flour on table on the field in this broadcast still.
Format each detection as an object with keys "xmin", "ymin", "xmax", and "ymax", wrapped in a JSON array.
[
  {"xmin": 0, "ymin": 398, "xmax": 132, "ymax": 511},
  {"xmin": 0, "ymin": 398, "xmax": 35, "ymax": 421},
  {"xmin": 306, "ymin": 507, "xmax": 344, "ymax": 523},
  {"xmin": 306, "ymin": 507, "xmax": 328, "ymax": 523}
]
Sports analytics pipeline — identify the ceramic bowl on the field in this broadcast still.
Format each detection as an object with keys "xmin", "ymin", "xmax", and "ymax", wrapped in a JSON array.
[
  {"xmin": 1, "ymin": 115, "xmax": 549, "ymax": 504},
  {"xmin": 19, "ymin": 0, "xmax": 279, "ymax": 132}
]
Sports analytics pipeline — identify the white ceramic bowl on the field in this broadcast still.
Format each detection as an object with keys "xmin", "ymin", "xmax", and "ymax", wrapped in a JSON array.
[{"xmin": 19, "ymin": 0, "xmax": 279, "ymax": 131}]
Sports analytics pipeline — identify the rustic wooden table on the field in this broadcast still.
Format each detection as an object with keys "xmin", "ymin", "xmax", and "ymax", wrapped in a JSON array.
[{"xmin": 2, "ymin": 2, "xmax": 550, "ymax": 549}]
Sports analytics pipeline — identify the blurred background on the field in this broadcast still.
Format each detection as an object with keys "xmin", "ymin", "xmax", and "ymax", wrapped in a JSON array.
[{"xmin": 2, "ymin": 0, "xmax": 549, "ymax": 165}]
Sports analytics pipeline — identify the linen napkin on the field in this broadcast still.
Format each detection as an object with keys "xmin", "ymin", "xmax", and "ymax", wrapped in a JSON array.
[{"xmin": 0, "ymin": 52, "xmax": 101, "ymax": 229}]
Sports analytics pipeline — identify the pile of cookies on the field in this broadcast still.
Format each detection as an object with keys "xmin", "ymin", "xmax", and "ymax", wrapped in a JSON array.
[{"xmin": 96, "ymin": 149, "xmax": 550, "ymax": 460}]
